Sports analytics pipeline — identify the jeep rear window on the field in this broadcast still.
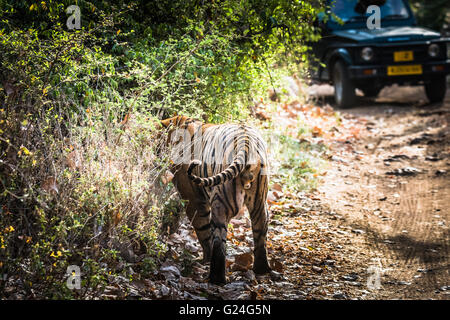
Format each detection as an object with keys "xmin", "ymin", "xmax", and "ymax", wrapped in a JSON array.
[{"xmin": 330, "ymin": 0, "xmax": 410, "ymax": 23}]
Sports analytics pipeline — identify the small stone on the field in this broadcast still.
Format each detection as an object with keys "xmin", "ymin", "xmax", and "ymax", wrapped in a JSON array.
[
  {"xmin": 348, "ymin": 281, "xmax": 362, "ymax": 287},
  {"xmin": 127, "ymin": 287, "xmax": 140, "ymax": 298},
  {"xmin": 160, "ymin": 265, "xmax": 181, "ymax": 281},
  {"xmin": 342, "ymin": 274, "xmax": 359, "ymax": 281},
  {"xmin": 333, "ymin": 292, "xmax": 347, "ymax": 299},
  {"xmin": 243, "ymin": 270, "xmax": 256, "ymax": 282},
  {"xmin": 386, "ymin": 167, "xmax": 421, "ymax": 176},
  {"xmin": 312, "ymin": 266, "xmax": 323, "ymax": 273},
  {"xmin": 160, "ymin": 284, "xmax": 170, "ymax": 296},
  {"xmin": 323, "ymin": 259, "xmax": 335, "ymax": 266}
]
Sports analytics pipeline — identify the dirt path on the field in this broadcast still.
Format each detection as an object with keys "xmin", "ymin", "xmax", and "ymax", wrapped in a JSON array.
[{"xmin": 314, "ymin": 86, "xmax": 450, "ymax": 299}]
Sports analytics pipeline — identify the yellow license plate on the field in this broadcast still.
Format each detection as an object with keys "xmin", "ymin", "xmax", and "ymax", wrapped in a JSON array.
[
  {"xmin": 387, "ymin": 64, "xmax": 422, "ymax": 76},
  {"xmin": 394, "ymin": 51, "xmax": 414, "ymax": 62}
]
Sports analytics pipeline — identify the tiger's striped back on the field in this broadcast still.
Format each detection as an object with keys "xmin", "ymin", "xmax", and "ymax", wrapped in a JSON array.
[{"xmin": 187, "ymin": 124, "xmax": 268, "ymax": 187}]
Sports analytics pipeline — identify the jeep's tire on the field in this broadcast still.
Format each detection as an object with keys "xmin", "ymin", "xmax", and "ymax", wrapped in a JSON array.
[
  {"xmin": 425, "ymin": 76, "xmax": 447, "ymax": 103},
  {"xmin": 333, "ymin": 60, "xmax": 356, "ymax": 108},
  {"xmin": 361, "ymin": 86, "xmax": 381, "ymax": 98}
]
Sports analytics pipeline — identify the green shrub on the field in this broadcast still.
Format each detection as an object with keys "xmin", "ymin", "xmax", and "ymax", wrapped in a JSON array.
[{"xmin": 0, "ymin": 0, "xmax": 324, "ymax": 298}]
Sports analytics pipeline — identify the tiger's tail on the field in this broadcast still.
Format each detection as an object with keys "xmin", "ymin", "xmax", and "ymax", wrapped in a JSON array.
[{"xmin": 187, "ymin": 136, "xmax": 250, "ymax": 187}]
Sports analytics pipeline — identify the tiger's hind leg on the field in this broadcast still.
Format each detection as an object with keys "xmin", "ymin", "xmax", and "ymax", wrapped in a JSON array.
[
  {"xmin": 245, "ymin": 175, "xmax": 271, "ymax": 275},
  {"xmin": 208, "ymin": 183, "xmax": 246, "ymax": 284},
  {"xmin": 208, "ymin": 199, "xmax": 229, "ymax": 284},
  {"xmin": 186, "ymin": 200, "xmax": 212, "ymax": 263},
  {"xmin": 250, "ymin": 204, "xmax": 271, "ymax": 274}
]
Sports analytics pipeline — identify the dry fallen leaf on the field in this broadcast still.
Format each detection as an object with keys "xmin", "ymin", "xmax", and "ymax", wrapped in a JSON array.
[
  {"xmin": 272, "ymin": 183, "xmax": 283, "ymax": 192},
  {"xmin": 226, "ymin": 259, "xmax": 234, "ymax": 270},
  {"xmin": 312, "ymin": 126, "xmax": 324, "ymax": 137},
  {"xmin": 66, "ymin": 150, "xmax": 81, "ymax": 170},
  {"xmin": 232, "ymin": 252, "xmax": 253, "ymax": 272},
  {"xmin": 112, "ymin": 210, "xmax": 122, "ymax": 226},
  {"xmin": 161, "ymin": 170, "xmax": 174, "ymax": 184},
  {"xmin": 41, "ymin": 176, "xmax": 58, "ymax": 194},
  {"xmin": 270, "ymin": 258, "xmax": 284, "ymax": 272},
  {"xmin": 268, "ymin": 190, "xmax": 283, "ymax": 202},
  {"xmin": 256, "ymin": 109, "xmax": 270, "ymax": 121}
]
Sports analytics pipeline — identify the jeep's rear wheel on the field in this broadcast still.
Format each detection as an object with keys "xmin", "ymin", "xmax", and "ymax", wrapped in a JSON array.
[
  {"xmin": 333, "ymin": 60, "xmax": 356, "ymax": 108},
  {"xmin": 425, "ymin": 76, "xmax": 447, "ymax": 103}
]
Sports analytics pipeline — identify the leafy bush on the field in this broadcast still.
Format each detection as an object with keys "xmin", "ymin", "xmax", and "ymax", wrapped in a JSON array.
[
  {"xmin": 0, "ymin": 0, "xmax": 324, "ymax": 298},
  {"xmin": 410, "ymin": 0, "xmax": 450, "ymax": 32}
]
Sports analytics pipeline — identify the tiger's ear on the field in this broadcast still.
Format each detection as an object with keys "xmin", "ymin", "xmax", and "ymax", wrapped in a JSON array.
[
  {"xmin": 152, "ymin": 119, "xmax": 170, "ymax": 141},
  {"xmin": 160, "ymin": 118, "xmax": 172, "ymax": 128},
  {"xmin": 160, "ymin": 116, "xmax": 182, "ymax": 128}
]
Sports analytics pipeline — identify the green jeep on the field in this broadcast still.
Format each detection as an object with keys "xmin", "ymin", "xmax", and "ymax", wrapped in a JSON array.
[{"xmin": 311, "ymin": 0, "xmax": 450, "ymax": 108}]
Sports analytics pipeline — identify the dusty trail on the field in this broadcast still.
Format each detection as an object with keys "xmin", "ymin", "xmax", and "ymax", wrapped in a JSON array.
[{"xmin": 317, "ymin": 86, "xmax": 450, "ymax": 299}]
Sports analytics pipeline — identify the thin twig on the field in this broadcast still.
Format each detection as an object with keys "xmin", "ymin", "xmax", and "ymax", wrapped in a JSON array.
[{"xmin": 262, "ymin": 56, "xmax": 278, "ymax": 101}]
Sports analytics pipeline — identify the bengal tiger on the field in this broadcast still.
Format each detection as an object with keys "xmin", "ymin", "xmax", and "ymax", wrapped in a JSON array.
[{"xmin": 159, "ymin": 115, "xmax": 271, "ymax": 284}]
